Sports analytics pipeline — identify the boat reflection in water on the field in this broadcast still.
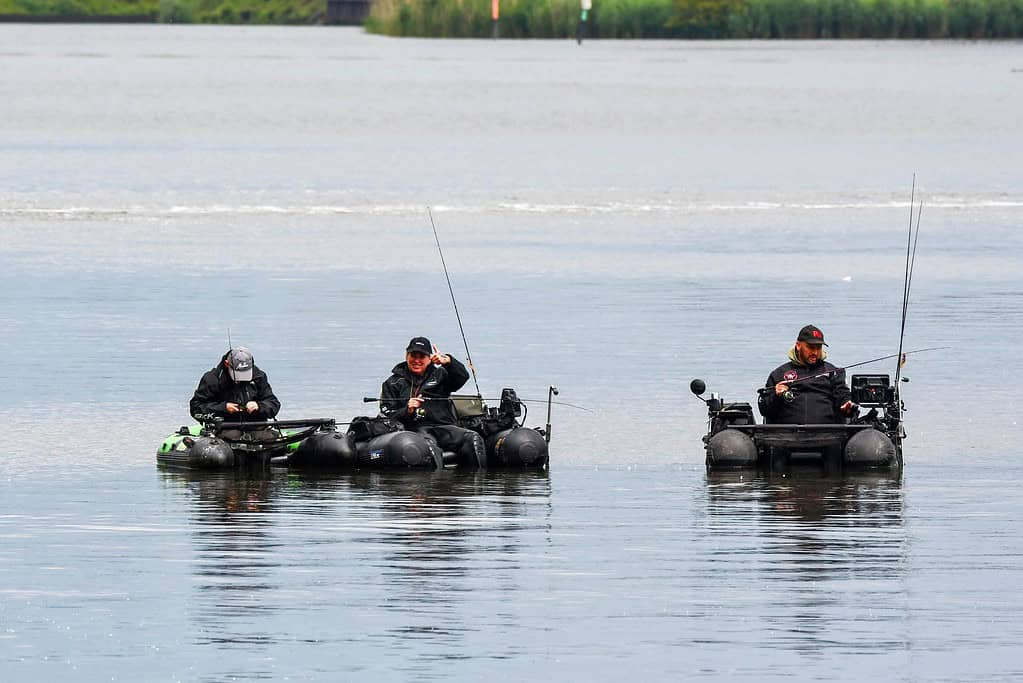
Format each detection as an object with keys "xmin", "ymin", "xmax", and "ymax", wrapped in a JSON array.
[
  {"xmin": 703, "ymin": 467, "xmax": 906, "ymax": 655},
  {"xmin": 159, "ymin": 469, "xmax": 551, "ymax": 677},
  {"xmin": 706, "ymin": 467, "xmax": 903, "ymax": 525},
  {"xmin": 158, "ymin": 471, "xmax": 284, "ymax": 659}
]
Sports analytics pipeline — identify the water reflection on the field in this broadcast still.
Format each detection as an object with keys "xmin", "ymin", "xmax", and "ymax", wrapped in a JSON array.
[
  {"xmin": 289, "ymin": 470, "xmax": 553, "ymax": 674},
  {"xmin": 160, "ymin": 471, "xmax": 283, "ymax": 654},
  {"xmin": 704, "ymin": 469, "xmax": 907, "ymax": 653},
  {"xmin": 160, "ymin": 469, "xmax": 551, "ymax": 678},
  {"xmin": 706, "ymin": 468, "xmax": 903, "ymax": 525}
]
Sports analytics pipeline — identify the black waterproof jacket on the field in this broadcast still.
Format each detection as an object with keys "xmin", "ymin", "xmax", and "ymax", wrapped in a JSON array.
[
  {"xmin": 758, "ymin": 358, "xmax": 851, "ymax": 425},
  {"xmin": 189, "ymin": 352, "xmax": 282, "ymax": 422},
  {"xmin": 379, "ymin": 357, "xmax": 470, "ymax": 428}
]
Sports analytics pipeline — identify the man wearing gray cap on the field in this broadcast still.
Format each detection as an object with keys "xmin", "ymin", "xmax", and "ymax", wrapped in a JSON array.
[{"xmin": 190, "ymin": 347, "xmax": 281, "ymax": 423}]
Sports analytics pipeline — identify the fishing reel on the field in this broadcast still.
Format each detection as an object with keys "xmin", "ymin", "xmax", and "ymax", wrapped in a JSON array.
[{"xmin": 755, "ymin": 385, "xmax": 795, "ymax": 402}]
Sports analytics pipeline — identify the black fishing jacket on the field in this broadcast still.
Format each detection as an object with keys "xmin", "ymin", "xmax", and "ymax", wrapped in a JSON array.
[
  {"xmin": 379, "ymin": 357, "xmax": 470, "ymax": 428},
  {"xmin": 758, "ymin": 359, "xmax": 851, "ymax": 425},
  {"xmin": 189, "ymin": 352, "xmax": 282, "ymax": 422}
]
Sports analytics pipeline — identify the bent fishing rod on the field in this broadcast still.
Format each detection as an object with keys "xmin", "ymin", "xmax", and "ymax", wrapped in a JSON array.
[
  {"xmin": 428, "ymin": 206, "xmax": 482, "ymax": 400},
  {"xmin": 759, "ymin": 346, "xmax": 949, "ymax": 393}
]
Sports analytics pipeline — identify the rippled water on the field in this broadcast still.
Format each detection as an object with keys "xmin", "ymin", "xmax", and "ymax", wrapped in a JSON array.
[{"xmin": 2, "ymin": 26, "xmax": 1022, "ymax": 681}]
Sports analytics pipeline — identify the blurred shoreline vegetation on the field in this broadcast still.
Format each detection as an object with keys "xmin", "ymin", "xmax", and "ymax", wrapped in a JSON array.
[
  {"xmin": 0, "ymin": 0, "xmax": 324, "ymax": 22},
  {"xmin": 1, "ymin": 0, "xmax": 1021, "ymax": 36},
  {"xmin": 366, "ymin": 0, "xmax": 1023, "ymax": 38}
]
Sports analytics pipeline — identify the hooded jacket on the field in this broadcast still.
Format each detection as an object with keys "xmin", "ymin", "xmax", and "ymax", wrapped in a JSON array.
[
  {"xmin": 379, "ymin": 356, "xmax": 470, "ymax": 428},
  {"xmin": 758, "ymin": 347, "xmax": 851, "ymax": 425},
  {"xmin": 189, "ymin": 351, "xmax": 281, "ymax": 422}
]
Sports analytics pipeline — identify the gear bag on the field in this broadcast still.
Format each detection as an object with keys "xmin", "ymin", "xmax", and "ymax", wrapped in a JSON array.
[{"xmin": 347, "ymin": 416, "xmax": 403, "ymax": 442}]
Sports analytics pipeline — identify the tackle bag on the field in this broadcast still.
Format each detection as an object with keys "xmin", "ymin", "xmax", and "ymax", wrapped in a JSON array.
[{"xmin": 347, "ymin": 416, "xmax": 403, "ymax": 443}]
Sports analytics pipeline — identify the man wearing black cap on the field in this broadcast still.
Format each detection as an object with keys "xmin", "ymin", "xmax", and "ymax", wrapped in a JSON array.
[
  {"xmin": 758, "ymin": 325, "xmax": 856, "ymax": 425},
  {"xmin": 190, "ymin": 347, "xmax": 281, "ymax": 423},
  {"xmin": 379, "ymin": 336, "xmax": 485, "ymax": 466}
]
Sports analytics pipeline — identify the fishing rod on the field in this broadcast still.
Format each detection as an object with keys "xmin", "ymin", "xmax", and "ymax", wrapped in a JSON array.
[
  {"xmin": 363, "ymin": 395, "xmax": 592, "ymax": 412},
  {"xmin": 428, "ymin": 206, "xmax": 482, "ymax": 400},
  {"xmin": 896, "ymin": 190, "xmax": 924, "ymax": 391},
  {"xmin": 895, "ymin": 177, "xmax": 915, "ymax": 390},
  {"xmin": 211, "ymin": 418, "xmax": 337, "ymax": 430},
  {"xmin": 758, "ymin": 346, "xmax": 949, "ymax": 393}
]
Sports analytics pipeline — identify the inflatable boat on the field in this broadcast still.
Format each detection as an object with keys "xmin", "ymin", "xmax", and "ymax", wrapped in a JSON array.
[
  {"xmin": 324, "ymin": 386, "xmax": 551, "ymax": 471},
  {"xmin": 691, "ymin": 374, "xmax": 903, "ymax": 471},
  {"xmin": 156, "ymin": 417, "xmax": 441, "ymax": 472},
  {"xmin": 156, "ymin": 418, "xmax": 336, "ymax": 471},
  {"xmin": 452, "ymin": 387, "xmax": 550, "ymax": 468},
  {"xmin": 157, "ymin": 386, "xmax": 550, "ymax": 472},
  {"xmin": 289, "ymin": 422, "xmax": 441, "ymax": 470}
]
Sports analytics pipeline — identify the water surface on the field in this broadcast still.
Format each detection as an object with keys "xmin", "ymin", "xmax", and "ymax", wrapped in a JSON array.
[{"xmin": 1, "ymin": 26, "xmax": 1022, "ymax": 681}]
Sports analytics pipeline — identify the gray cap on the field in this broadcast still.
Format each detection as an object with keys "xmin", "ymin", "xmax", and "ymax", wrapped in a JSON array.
[{"xmin": 227, "ymin": 347, "xmax": 254, "ymax": 382}]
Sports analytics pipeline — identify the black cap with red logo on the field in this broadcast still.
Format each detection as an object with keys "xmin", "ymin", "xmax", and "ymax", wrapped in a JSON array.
[{"xmin": 797, "ymin": 325, "xmax": 828, "ymax": 346}]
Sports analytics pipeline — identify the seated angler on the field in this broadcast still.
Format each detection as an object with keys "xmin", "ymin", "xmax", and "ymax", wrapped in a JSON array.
[
  {"xmin": 379, "ymin": 336, "xmax": 486, "ymax": 467},
  {"xmin": 190, "ymin": 347, "xmax": 281, "ymax": 439},
  {"xmin": 758, "ymin": 325, "xmax": 857, "ymax": 425}
]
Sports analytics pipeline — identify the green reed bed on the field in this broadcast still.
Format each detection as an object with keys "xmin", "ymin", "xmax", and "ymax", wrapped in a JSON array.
[
  {"xmin": 2, "ymin": 0, "xmax": 1020, "ymax": 35},
  {"xmin": 0, "ymin": 0, "xmax": 323, "ymax": 22},
  {"xmin": 0, "ymin": 0, "xmax": 155, "ymax": 17},
  {"xmin": 366, "ymin": 0, "xmax": 1023, "ymax": 38},
  {"xmin": 157, "ymin": 0, "xmax": 324, "ymax": 22}
]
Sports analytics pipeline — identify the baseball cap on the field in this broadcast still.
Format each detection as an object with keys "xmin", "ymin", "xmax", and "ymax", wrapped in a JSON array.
[
  {"xmin": 406, "ymin": 336, "xmax": 432, "ymax": 356},
  {"xmin": 797, "ymin": 325, "xmax": 828, "ymax": 346},
  {"xmin": 227, "ymin": 347, "xmax": 254, "ymax": 382}
]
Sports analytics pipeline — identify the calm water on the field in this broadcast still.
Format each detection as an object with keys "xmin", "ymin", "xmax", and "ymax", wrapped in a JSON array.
[{"xmin": 2, "ymin": 26, "xmax": 1022, "ymax": 681}]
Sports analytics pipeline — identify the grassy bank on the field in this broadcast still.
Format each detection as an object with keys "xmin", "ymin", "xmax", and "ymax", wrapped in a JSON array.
[
  {"xmin": 4, "ymin": 0, "xmax": 1020, "ymax": 35},
  {"xmin": 0, "ymin": 0, "xmax": 323, "ymax": 22},
  {"xmin": 365, "ymin": 0, "xmax": 1023, "ymax": 38}
]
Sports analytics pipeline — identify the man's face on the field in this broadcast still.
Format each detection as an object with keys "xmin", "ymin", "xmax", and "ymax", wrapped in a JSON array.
[
  {"xmin": 407, "ymin": 351, "xmax": 431, "ymax": 375},
  {"xmin": 796, "ymin": 341, "xmax": 824, "ymax": 365}
]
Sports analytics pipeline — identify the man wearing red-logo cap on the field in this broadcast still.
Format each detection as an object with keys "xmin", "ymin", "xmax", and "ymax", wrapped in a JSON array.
[{"xmin": 757, "ymin": 325, "xmax": 856, "ymax": 424}]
